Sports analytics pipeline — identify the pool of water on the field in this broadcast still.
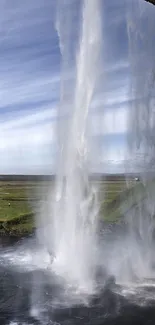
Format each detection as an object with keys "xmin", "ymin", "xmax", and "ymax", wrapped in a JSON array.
[{"xmin": 1, "ymin": 236, "xmax": 155, "ymax": 325}]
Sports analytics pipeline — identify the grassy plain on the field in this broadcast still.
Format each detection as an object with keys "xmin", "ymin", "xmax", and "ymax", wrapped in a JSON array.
[
  {"xmin": 0, "ymin": 181, "xmax": 39, "ymax": 236},
  {"xmin": 0, "ymin": 177, "xmax": 138, "ymax": 236}
]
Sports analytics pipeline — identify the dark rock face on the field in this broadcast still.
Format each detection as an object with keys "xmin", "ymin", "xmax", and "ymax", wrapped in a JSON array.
[{"xmin": 145, "ymin": 0, "xmax": 155, "ymax": 6}]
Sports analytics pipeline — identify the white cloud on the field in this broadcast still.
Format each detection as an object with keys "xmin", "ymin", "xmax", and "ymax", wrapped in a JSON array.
[
  {"xmin": 0, "ymin": 121, "xmax": 56, "ymax": 174},
  {"xmin": 0, "ymin": 123, "xmax": 55, "ymax": 150},
  {"xmin": 0, "ymin": 106, "xmax": 57, "ymax": 131},
  {"xmin": 0, "ymin": 74, "xmax": 60, "ymax": 109}
]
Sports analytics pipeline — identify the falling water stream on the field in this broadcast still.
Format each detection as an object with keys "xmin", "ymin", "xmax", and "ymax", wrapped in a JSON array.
[
  {"xmin": 115, "ymin": 0, "xmax": 155, "ymax": 283},
  {"xmin": 36, "ymin": 0, "xmax": 102, "ymax": 294}
]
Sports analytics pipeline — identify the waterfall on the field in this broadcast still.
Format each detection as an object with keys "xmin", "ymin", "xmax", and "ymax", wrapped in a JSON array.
[
  {"xmin": 125, "ymin": 0, "xmax": 155, "ymax": 279},
  {"xmin": 37, "ymin": 0, "xmax": 102, "ymax": 294}
]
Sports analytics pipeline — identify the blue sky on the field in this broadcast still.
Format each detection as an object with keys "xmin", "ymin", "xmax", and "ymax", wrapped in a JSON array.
[{"xmin": 0, "ymin": 0, "xmax": 154, "ymax": 174}]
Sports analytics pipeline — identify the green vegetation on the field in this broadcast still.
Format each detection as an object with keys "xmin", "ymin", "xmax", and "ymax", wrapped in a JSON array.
[
  {"xmin": 0, "ymin": 177, "xmax": 142, "ymax": 236},
  {"xmin": 0, "ymin": 181, "xmax": 39, "ymax": 236}
]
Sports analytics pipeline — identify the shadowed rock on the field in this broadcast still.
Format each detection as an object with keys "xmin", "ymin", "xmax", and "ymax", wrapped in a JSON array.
[{"xmin": 145, "ymin": 0, "xmax": 155, "ymax": 5}]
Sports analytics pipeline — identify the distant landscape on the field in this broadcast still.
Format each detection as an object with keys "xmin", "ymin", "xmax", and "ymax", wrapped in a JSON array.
[
  {"xmin": 0, "ymin": 173, "xmax": 140, "ymax": 182},
  {"xmin": 0, "ymin": 174, "xmax": 142, "ymax": 237}
]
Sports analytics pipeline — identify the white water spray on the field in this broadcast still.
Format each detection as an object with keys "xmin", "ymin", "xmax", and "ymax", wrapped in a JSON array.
[
  {"xmin": 37, "ymin": 0, "xmax": 102, "ymax": 293},
  {"xmin": 124, "ymin": 0, "xmax": 155, "ymax": 280},
  {"xmin": 107, "ymin": 0, "xmax": 155, "ymax": 284}
]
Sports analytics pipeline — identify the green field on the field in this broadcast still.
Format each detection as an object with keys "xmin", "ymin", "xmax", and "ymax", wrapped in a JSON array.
[
  {"xmin": 0, "ymin": 178, "xmax": 139, "ymax": 236},
  {"xmin": 0, "ymin": 181, "xmax": 39, "ymax": 236}
]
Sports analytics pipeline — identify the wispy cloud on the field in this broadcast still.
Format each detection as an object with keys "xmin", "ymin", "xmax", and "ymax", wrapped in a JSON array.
[{"xmin": 0, "ymin": 0, "xmax": 153, "ymax": 173}]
